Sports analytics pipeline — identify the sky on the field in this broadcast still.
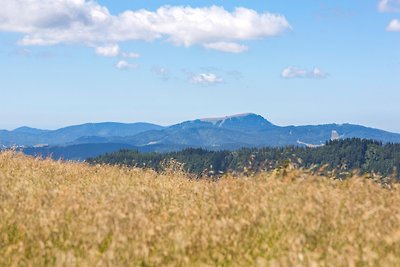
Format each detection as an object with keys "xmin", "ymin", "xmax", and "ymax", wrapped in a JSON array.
[{"xmin": 0, "ymin": 0, "xmax": 400, "ymax": 132}]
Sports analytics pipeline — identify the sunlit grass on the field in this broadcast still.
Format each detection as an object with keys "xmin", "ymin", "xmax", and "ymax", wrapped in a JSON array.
[{"xmin": 1, "ymin": 151, "xmax": 400, "ymax": 266}]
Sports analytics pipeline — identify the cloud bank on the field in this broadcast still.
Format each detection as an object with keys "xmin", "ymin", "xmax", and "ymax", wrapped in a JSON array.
[{"xmin": 0, "ymin": 0, "xmax": 291, "ymax": 54}]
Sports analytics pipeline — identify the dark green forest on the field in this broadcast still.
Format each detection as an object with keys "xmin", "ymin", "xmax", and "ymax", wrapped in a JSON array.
[{"xmin": 87, "ymin": 138, "xmax": 400, "ymax": 179}]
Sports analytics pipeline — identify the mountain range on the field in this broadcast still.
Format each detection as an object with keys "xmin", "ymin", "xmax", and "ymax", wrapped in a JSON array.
[{"xmin": 1, "ymin": 113, "xmax": 400, "ymax": 160}]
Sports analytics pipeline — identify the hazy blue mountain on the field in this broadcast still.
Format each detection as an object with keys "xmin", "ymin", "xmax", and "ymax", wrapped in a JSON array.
[
  {"xmin": 168, "ymin": 113, "xmax": 274, "ymax": 132},
  {"xmin": 197, "ymin": 113, "xmax": 275, "ymax": 132},
  {"xmin": 0, "ymin": 130, "xmax": 43, "ymax": 147},
  {"xmin": 40, "ymin": 122, "xmax": 165, "ymax": 145},
  {"xmin": 119, "ymin": 114, "xmax": 400, "ymax": 149},
  {"xmin": 12, "ymin": 127, "xmax": 50, "ymax": 135},
  {"xmin": 0, "ymin": 122, "xmax": 164, "ymax": 146},
  {"xmin": 3, "ymin": 113, "xmax": 400, "ymax": 160},
  {"xmin": 116, "ymin": 127, "xmax": 256, "ymax": 147}
]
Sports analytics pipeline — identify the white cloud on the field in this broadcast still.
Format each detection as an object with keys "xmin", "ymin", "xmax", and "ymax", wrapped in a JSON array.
[
  {"xmin": 378, "ymin": 0, "xmax": 400, "ymax": 12},
  {"xmin": 116, "ymin": 60, "xmax": 136, "ymax": 70},
  {"xmin": 94, "ymin": 45, "xmax": 140, "ymax": 59},
  {"xmin": 203, "ymin": 42, "xmax": 248, "ymax": 53},
  {"xmin": 387, "ymin": 19, "xmax": 400, "ymax": 31},
  {"xmin": 0, "ymin": 1, "xmax": 291, "ymax": 53},
  {"xmin": 281, "ymin": 66, "xmax": 327, "ymax": 79},
  {"xmin": 95, "ymin": 44, "xmax": 119, "ymax": 57},
  {"xmin": 190, "ymin": 73, "xmax": 223, "ymax": 85},
  {"xmin": 281, "ymin": 66, "xmax": 307, "ymax": 79}
]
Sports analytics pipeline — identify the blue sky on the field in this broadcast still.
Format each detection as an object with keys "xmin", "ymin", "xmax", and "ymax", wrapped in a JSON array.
[{"xmin": 0, "ymin": 0, "xmax": 400, "ymax": 131}]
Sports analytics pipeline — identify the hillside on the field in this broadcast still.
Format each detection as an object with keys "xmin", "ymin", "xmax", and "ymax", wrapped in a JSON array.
[{"xmin": 1, "ymin": 152, "xmax": 400, "ymax": 266}]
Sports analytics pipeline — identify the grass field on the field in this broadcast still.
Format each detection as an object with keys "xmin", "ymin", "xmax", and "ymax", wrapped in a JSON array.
[{"xmin": 1, "ymin": 152, "xmax": 400, "ymax": 266}]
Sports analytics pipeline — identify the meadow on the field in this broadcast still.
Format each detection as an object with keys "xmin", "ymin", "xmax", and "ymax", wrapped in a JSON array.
[{"xmin": 1, "ymin": 151, "xmax": 400, "ymax": 266}]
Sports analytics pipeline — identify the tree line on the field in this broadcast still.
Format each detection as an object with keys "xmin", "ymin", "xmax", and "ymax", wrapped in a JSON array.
[{"xmin": 87, "ymin": 138, "xmax": 400, "ymax": 180}]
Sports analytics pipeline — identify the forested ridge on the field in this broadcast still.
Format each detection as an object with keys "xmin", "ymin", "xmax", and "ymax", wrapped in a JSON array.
[{"xmin": 88, "ymin": 138, "xmax": 400, "ymax": 179}]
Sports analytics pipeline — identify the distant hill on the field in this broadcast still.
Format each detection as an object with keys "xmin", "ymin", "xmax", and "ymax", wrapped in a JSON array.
[
  {"xmin": 12, "ymin": 126, "xmax": 50, "ymax": 135},
  {"xmin": 2, "ymin": 113, "xmax": 400, "ymax": 160},
  {"xmin": 0, "ymin": 122, "xmax": 164, "ymax": 147}
]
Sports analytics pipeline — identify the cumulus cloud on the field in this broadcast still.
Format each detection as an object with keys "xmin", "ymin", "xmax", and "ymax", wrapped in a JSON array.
[
  {"xmin": 281, "ymin": 66, "xmax": 327, "ymax": 79},
  {"xmin": 0, "ymin": 0, "xmax": 291, "ymax": 53},
  {"xmin": 387, "ymin": 19, "xmax": 400, "ymax": 31},
  {"xmin": 378, "ymin": 0, "xmax": 400, "ymax": 12},
  {"xmin": 203, "ymin": 42, "xmax": 248, "ymax": 53},
  {"xmin": 95, "ymin": 44, "xmax": 120, "ymax": 57},
  {"xmin": 116, "ymin": 60, "xmax": 136, "ymax": 70},
  {"xmin": 190, "ymin": 73, "xmax": 223, "ymax": 85}
]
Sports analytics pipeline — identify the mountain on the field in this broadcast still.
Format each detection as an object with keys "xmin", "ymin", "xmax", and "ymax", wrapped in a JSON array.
[
  {"xmin": 0, "ymin": 122, "xmax": 164, "ymax": 147},
  {"xmin": 2, "ymin": 113, "xmax": 400, "ymax": 160},
  {"xmin": 12, "ymin": 126, "xmax": 50, "ymax": 135},
  {"xmin": 198, "ymin": 113, "xmax": 275, "ymax": 132},
  {"xmin": 46, "ymin": 122, "xmax": 164, "ymax": 143},
  {"xmin": 114, "ymin": 113, "xmax": 400, "ymax": 149}
]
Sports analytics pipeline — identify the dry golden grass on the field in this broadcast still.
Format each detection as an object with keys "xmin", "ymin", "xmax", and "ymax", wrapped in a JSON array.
[{"xmin": 1, "ymin": 152, "xmax": 400, "ymax": 266}]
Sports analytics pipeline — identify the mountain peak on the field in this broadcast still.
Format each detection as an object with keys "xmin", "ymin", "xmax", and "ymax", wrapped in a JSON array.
[
  {"xmin": 197, "ymin": 113, "xmax": 274, "ymax": 131},
  {"xmin": 200, "ymin": 113, "xmax": 261, "ymax": 123},
  {"xmin": 12, "ymin": 126, "xmax": 49, "ymax": 135}
]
